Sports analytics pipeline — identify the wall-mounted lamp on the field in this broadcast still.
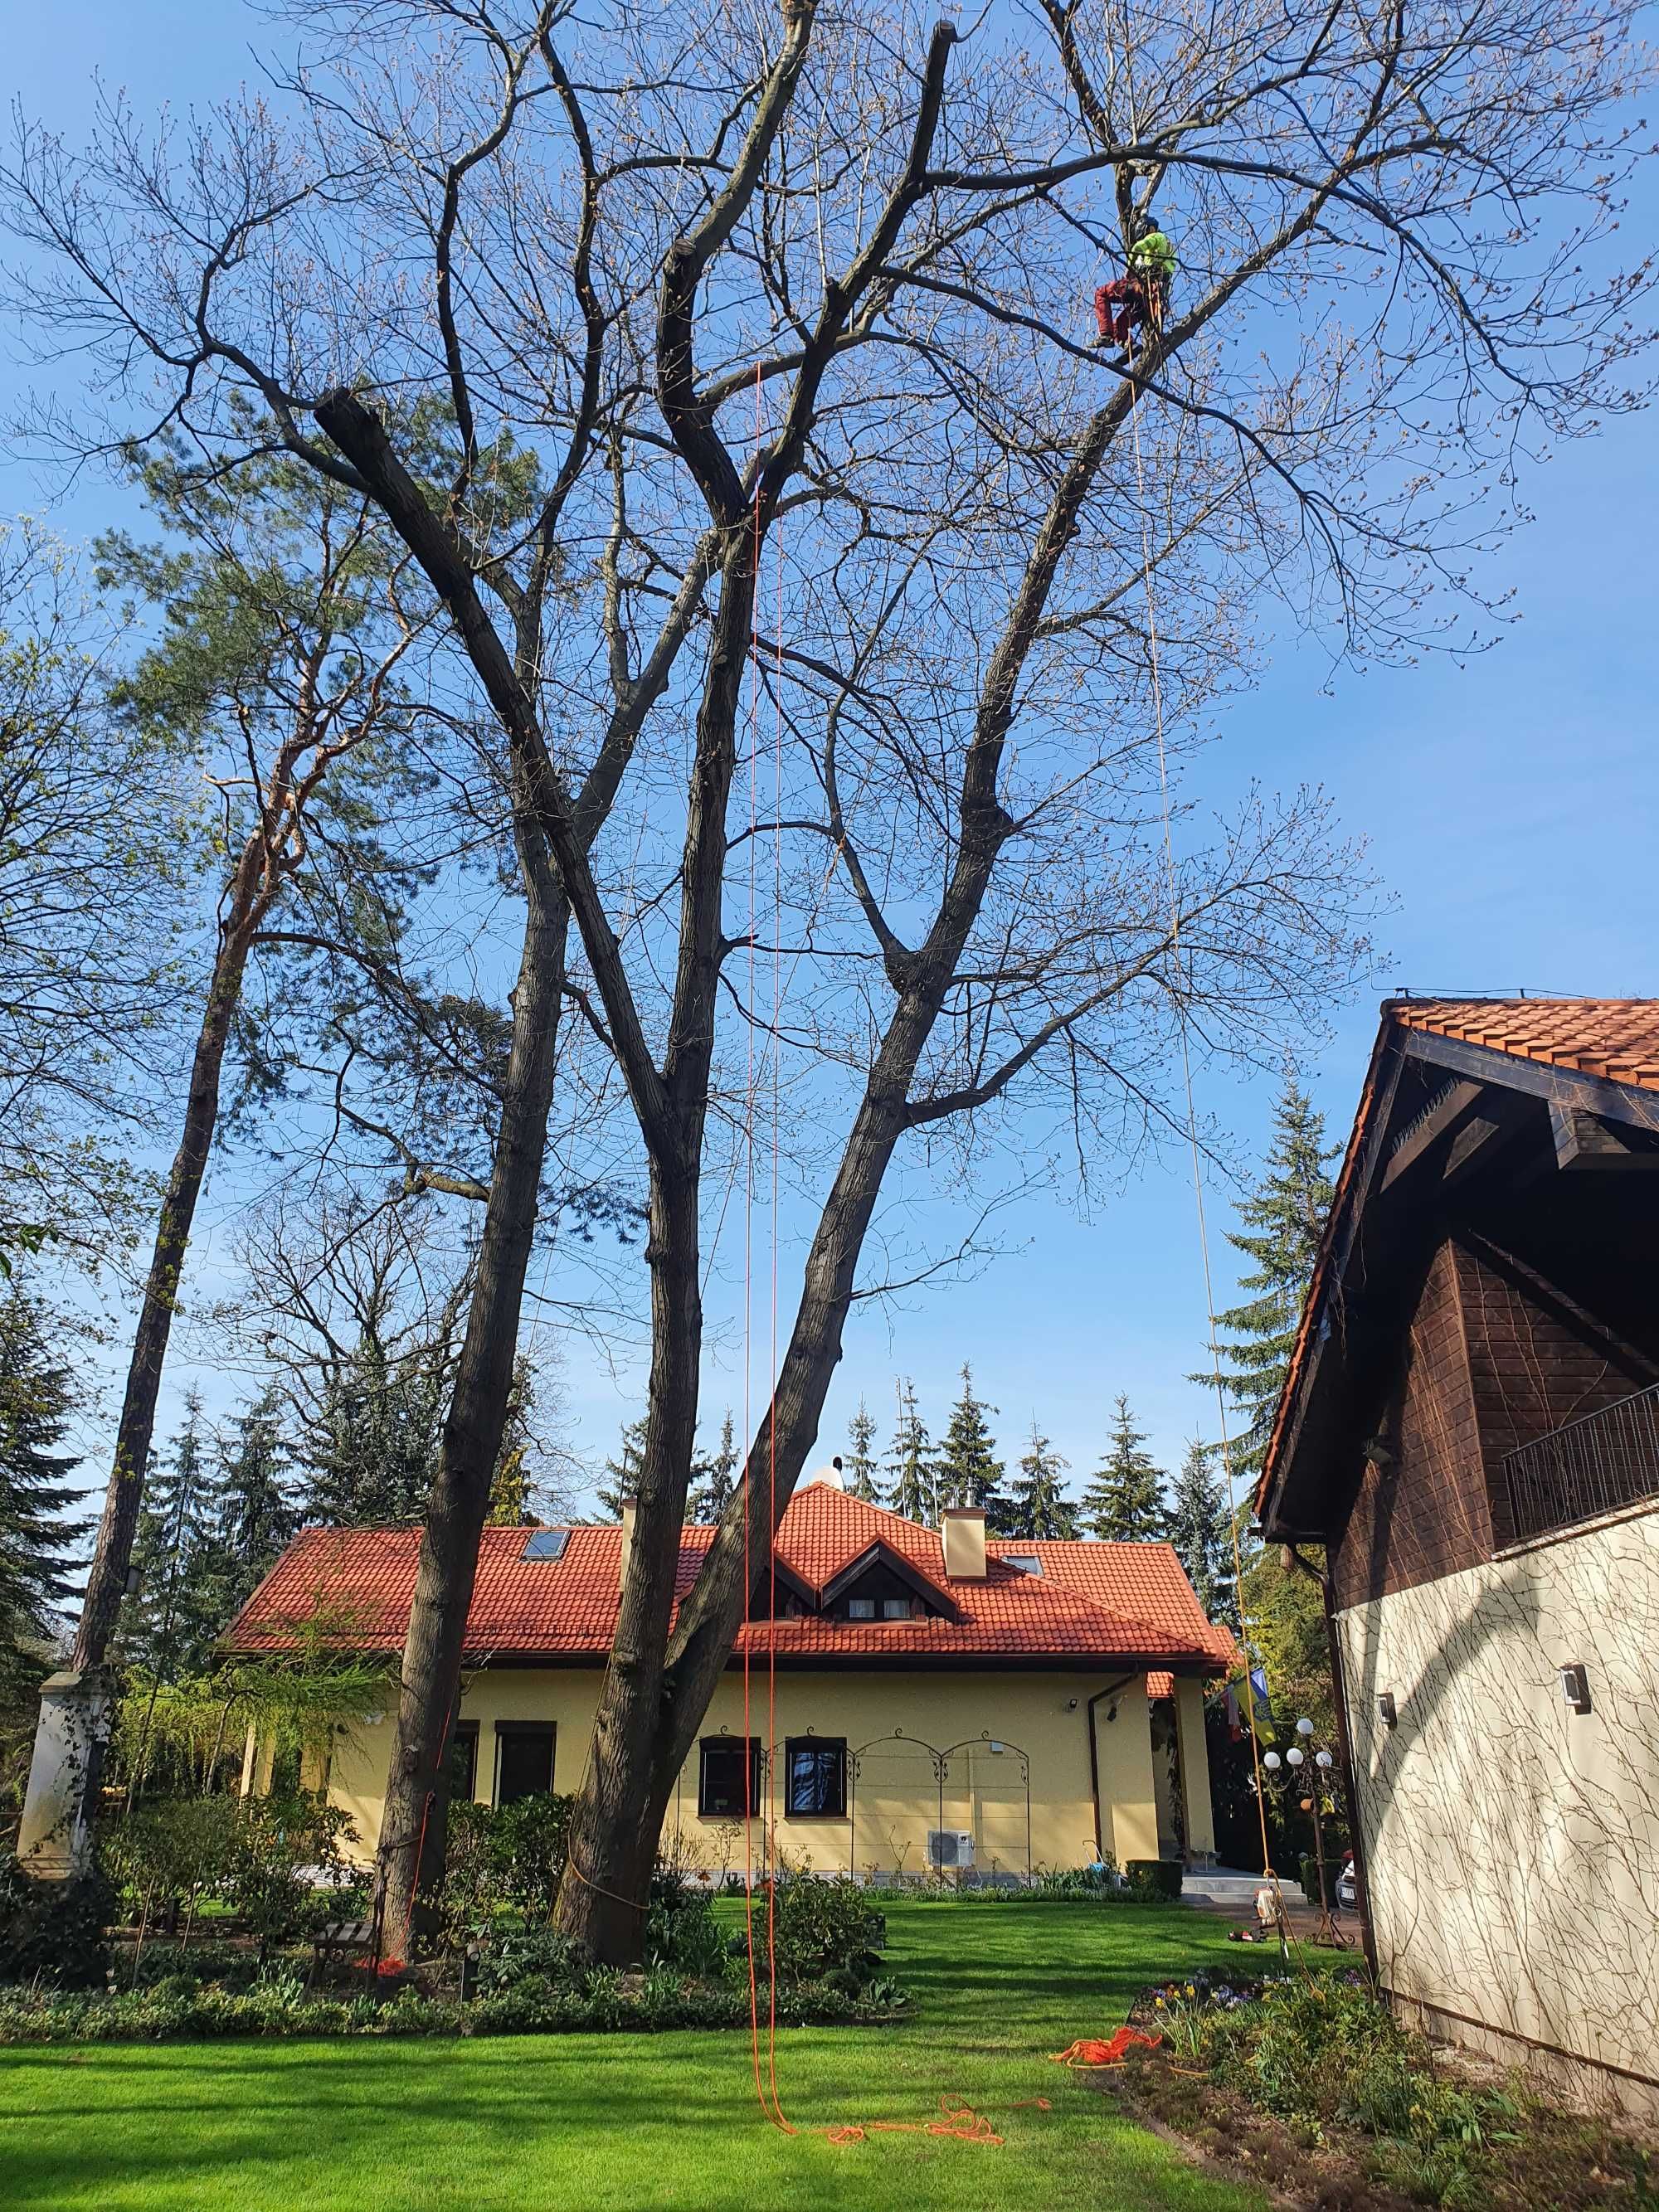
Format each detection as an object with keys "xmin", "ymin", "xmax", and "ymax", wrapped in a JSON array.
[
  {"xmin": 1377, "ymin": 1692, "xmax": 1398, "ymax": 1730},
  {"xmin": 1559, "ymin": 1663, "xmax": 1592, "ymax": 1715}
]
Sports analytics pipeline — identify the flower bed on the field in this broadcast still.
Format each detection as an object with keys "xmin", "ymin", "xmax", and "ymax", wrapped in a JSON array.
[{"xmin": 1106, "ymin": 1971, "xmax": 1654, "ymax": 2210}]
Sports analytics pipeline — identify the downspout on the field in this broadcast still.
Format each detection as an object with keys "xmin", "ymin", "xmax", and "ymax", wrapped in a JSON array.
[
  {"xmin": 1086, "ymin": 1674, "xmax": 1139, "ymax": 1863},
  {"xmin": 1286, "ymin": 1542, "xmax": 1379, "ymax": 1981}
]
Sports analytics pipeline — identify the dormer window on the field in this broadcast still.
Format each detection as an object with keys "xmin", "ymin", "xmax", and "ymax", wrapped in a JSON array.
[
  {"xmin": 848, "ymin": 1597, "xmax": 876, "ymax": 1620},
  {"xmin": 1004, "ymin": 1553, "xmax": 1043, "ymax": 1577},
  {"xmin": 881, "ymin": 1597, "xmax": 912, "ymax": 1620}
]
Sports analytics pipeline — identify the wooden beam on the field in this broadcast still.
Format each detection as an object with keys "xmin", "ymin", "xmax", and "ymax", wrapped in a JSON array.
[
  {"xmin": 1548, "ymin": 1101, "xmax": 1659, "ymax": 1171},
  {"xmin": 1380, "ymin": 1079, "xmax": 1484, "ymax": 1191}
]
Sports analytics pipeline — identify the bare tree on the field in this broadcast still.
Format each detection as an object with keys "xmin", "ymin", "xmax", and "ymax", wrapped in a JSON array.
[{"xmin": 7, "ymin": 0, "xmax": 1648, "ymax": 1954}]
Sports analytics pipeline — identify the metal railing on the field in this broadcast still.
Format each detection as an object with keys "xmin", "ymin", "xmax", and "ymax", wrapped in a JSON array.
[{"xmin": 1497, "ymin": 1380, "xmax": 1659, "ymax": 1545}]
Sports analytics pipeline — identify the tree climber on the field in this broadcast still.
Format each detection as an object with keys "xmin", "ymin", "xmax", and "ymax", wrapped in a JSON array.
[{"xmin": 1094, "ymin": 212, "xmax": 1176, "ymax": 350}]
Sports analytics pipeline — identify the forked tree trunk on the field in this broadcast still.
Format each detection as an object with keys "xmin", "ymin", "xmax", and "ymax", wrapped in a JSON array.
[{"xmin": 373, "ymin": 827, "xmax": 568, "ymax": 1965}]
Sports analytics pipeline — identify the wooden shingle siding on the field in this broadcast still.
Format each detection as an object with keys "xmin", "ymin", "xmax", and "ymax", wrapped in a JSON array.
[
  {"xmin": 1331, "ymin": 1240, "xmax": 1489, "ymax": 1608},
  {"xmin": 1332, "ymin": 1232, "xmax": 1659, "ymax": 1607}
]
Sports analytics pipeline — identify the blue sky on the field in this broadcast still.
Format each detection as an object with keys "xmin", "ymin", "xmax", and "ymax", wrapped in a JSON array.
[{"xmin": 7, "ymin": 2, "xmax": 1657, "ymax": 1514}]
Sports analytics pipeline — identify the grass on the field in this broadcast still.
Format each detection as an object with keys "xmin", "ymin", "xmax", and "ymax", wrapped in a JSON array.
[{"xmin": 0, "ymin": 1901, "xmax": 1272, "ymax": 2212}]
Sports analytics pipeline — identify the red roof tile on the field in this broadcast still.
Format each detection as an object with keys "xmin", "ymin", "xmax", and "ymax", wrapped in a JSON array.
[
  {"xmin": 224, "ymin": 1486, "xmax": 1231, "ymax": 1670},
  {"xmin": 1392, "ymin": 998, "xmax": 1659, "ymax": 1091}
]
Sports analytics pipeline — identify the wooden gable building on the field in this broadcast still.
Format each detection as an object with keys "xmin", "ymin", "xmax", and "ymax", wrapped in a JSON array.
[{"xmin": 1258, "ymin": 999, "xmax": 1659, "ymax": 2117}]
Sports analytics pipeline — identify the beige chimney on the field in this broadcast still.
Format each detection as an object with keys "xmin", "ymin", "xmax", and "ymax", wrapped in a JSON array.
[
  {"xmin": 941, "ymin": 1505, "xmax": 987, "ymax": 1579},
  {"xmin": 620, "ymin": 1495, "xmax": 637, "ymax": 1591}
]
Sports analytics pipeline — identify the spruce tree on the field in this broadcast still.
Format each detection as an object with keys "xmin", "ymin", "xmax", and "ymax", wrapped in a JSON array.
[
  {"xmin": 596, "ymin": 1414, "xmax": 647, "ymax": 1518},
  {"xmin": 1167, "ymin": 1438, "xmax": 1236, "ymax": 1630},
  {"xmin": 842, "ymin": 1399, "xmax": 882, "ymax": 1504},
  {"xmin": 1008, "ymin": 1420, "xmax": 1076, "ymax": 1539},
  {"xmin": 122, "ymin": 1389, "xmax": 222, "ymax": 1677},
  {"xmin": 212, "ymin": 1387, "xmax": 298, "ymax": 1615},
  {"xmin": 302, "ymin": 1339, "xmax": 444, "ymax": 1525},
  {"xmin": 1197, "ymin": 1072, "xmax": 1339, "ymax": 1480},
  {"xmin": 934, "ymin": 1364, "xmax": 1008, "ymax": 1524},
  {"xmin": 1079, "ymin": 1394, "xmax": 1167, "ymax": 1541},
  {"xmin": 882, "ymin": 1380, "xmax": 934, "ymax": 1525},
  {"xmin": 687, "ymin": 1408, "xmax": 740, "ymax": 1520},
  {"xmin": 0, "ymin": 1287, "xmax": 83, "ymax": 1700}
]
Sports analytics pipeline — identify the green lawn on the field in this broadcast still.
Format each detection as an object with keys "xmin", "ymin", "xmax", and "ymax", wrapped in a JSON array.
[{"xmin": 0, "ymin": 1902, "xmax": 1269, "ymax": 2212}]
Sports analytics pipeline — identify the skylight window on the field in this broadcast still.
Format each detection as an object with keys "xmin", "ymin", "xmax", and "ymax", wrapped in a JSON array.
[
  {"xmin": 1004, "ymin": 1553, "xmax": 1043, "ymax": 1577},
  {"xmin": 523, "ymin": 1529, "xmax": 570, "ymax": 1562}
]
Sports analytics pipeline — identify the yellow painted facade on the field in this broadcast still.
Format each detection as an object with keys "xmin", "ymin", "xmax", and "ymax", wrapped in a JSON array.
[{"xmin": 324, "ymin": 1664, "xmax": 1213, "ymax": 1878}]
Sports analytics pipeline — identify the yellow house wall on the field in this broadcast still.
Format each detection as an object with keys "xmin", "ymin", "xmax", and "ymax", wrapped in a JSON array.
[
  {"xmin": 1335, "ymin": 1507, "xmax": 1659, "ymax": 2097},
  {"xmin": 324, "ymin": 1665, "xmax": 1169, "ymax": 1877}
]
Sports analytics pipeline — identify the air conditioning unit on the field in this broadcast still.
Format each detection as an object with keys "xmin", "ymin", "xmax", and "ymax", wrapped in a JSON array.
[{"xmin": 927, "ymin": 1829, "xmax": 975, "ymax": 1871}]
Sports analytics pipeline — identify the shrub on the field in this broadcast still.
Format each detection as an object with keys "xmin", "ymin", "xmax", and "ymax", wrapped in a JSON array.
[
  {"xmin": 644, "ymin": 1879, "xmax": 727, "ymax": 1979},
  {"xmin": 766, "ymin": 1875, "xmax": 887, "ymax": 1986},
  {"xmin": 1126, "ymin": 1858, "xmax": 1182, "ymax": 1901},
  {"xmin": 440, "ymin": 1794, "xmax": 572, "ymax": 1937},
  {"xmin": 225, "ymin": 1793, "xmax": 357, "ymax": 1960},
  {"xmin": 102, "ymin": 1796, "xmax": 240, "ymax": 1930},
  {"xmin": 469, "ymin": 1923, "xmax": 580, "ymax": 1995},
  {"xmin": 0, "ymin": 1855, "xmax": 114, "ymax": 1989}
]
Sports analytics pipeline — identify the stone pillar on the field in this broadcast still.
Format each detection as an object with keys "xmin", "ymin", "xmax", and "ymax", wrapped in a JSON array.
[{"xmin": 16, "ymin": 1670, "xmax": 112, "ymax": 1879}]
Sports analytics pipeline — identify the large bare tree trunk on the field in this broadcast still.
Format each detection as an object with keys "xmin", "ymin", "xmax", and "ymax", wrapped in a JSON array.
[
  {"xmin": 71, "ymin": 914, "xmax": 257, "ymax": 1683},
  {"xmin": 374, "ymin": 814, "xmax": 567, "ymax": 1964}
]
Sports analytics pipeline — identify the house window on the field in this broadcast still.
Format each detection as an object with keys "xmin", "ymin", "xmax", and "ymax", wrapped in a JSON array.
[
  {"xmin": 881, "ymin": 1597, "xmax": 912, "ymax": 1620},
  {"xmin": 847, "ymin": 1597, "xmax": 877, "ymax": 1620},
  {"xmin": 450, "ymin": 1721, "xmax": 479, "ymax": 1802},
  {"xmin": 494, "ymin": 1722, "xmax": 556, "ymax": 1806},
  {"xmin": 1004, "ymin": 1553, "xmax": 1044, "ymax": 1576},
  {"xmin": 785, "ymin": 1738, "xmax": 847, "ymax": 1819},
  {"xmin": 698, "ymin": 1737, "xmax": 761, "ymax": 1817}
]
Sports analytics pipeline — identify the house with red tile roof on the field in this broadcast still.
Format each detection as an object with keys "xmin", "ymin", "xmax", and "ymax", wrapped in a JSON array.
[
  {"xmin": 1257, "ymin": 997, "xmax": 1659, "ymax": 2118},
  {"xmin": 221, "ymin": 1484, "xmax": 1233, "ymax": 1881}
]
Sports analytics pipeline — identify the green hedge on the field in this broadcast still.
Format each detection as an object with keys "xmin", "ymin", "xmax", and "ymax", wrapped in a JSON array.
[{"xmin": 1126, "ymin": 1859, "xmax": 1183, "ymax": 1900}]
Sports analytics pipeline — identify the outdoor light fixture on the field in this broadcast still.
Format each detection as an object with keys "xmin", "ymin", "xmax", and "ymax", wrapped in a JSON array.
[
  {"xmin": 1378, "ymin": 1693, "xmax": 1398, "ymax": 1729},
  {"xmin": 1296, "ymin": 1716, "xmax": 1315, "ymax": 1738},
  {"xmin": 1262, "ymin": 1750, "xmax": 1282, "ymax": 1771},
  {"xmin": 1316, "ymin": 1750, "xmax": 1334, "ymax": 1770},
  {"xmin": 1559, "ymin": 1663, "xmax": 1592, "ymax": 1714},
  {"xmin": 1287, "ymin": 1747, "xmax": 1305, "ymax": 1767}
]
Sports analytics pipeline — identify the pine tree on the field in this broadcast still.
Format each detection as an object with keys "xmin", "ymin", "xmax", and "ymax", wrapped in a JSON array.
[
  {"xmin": 934, "ymin": 1364, "xmax": 1009, "ymax": 1524},
  {"xmin": 842, "ymin": 1399, "xmax": 882, "ymax": 1504},
  {"xmin": 1197, "ymin": 1072, "xmax": 1339, "ymax": 1479},
  {"xmin": 1079, "ymin": 1394, "xmax": 1167, "ymax": 1541},
  {"xmin": 596, "ymin": 1414, "xmax": 647, "ymax": 1518},
  {"xmin": 212, "ymin": 1387, "xmax": 298, "ymax": 1616},
  {"xmin": 122, "ymin": 1389, "xmax": 222, "ymax": 1677},
  {"xmin": 883, "ymin": 1380, "xmax": 934, "ymax": 1525},
  {"xmin": 1167, "ymin": 1438, "xmax": 1236, "ymax": 1631},
  {"xmin": 1008, "ymin": 1420, "xmax": 1076, "ymax": 1539},
  {"xmin": 0, "ymin": 1287, "xmax": 84, "ymax": 1701},
  {"xmin": 687, "ymin": 1409, "xmax": 740, "ymax": 1520},
  {"xmin": 302, "ymin": 1339, "xmax": 444, "ymax": 1525}
]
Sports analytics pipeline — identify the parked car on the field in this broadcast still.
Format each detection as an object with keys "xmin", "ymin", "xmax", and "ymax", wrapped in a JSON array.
[{"xmin": 1335, "ymin": 1851, "xmax": 1358, "ymax": 1911}]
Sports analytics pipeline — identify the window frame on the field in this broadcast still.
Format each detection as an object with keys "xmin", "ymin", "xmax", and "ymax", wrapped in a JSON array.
[
  {"xmin": 783, "ymin": 1736, "xmax": 848, "ymax": 1821},
  {"xmin": 697, "ymin": 1735, "xmax": 761, "ymax": 1818},
  {"xmin": 492, "ymin": 1719, "xmax": 557, "ymax": 1807},
  {"xmin": 450, "ymin": 1720, "xmax": 480, "ymax": 1803}
]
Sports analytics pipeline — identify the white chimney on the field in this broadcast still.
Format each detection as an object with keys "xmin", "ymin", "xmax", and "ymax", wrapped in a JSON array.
[
  {"xmin": 620, "ymin": 1495, "xmax": 637, "ymax": 1590},
  {"xmin": 941, "ymin": 1506, "xmax": 987, "ymax": 1579}
]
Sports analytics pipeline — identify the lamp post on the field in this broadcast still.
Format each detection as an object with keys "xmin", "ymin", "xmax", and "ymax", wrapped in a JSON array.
[{"xmin": 1262, "ymin": 1717, "xmax": 1346, "ymax": 1947}]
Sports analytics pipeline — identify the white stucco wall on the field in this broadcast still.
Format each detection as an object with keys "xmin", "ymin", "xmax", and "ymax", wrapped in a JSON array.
[{"xmin": 1335, "ymin": 1506, "xmax": 1659, "ymax": 2098}]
